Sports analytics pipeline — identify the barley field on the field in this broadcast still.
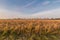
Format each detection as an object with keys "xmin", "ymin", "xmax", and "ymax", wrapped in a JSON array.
[{"xmin": 0, "ymin": 19, "xmax": 60, "ymax": 40}]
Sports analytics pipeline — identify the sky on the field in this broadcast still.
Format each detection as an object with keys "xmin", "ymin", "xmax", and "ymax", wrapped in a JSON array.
[{"xmin": 0, "ymin": 0, "xmax": 60, "ymax": 19}]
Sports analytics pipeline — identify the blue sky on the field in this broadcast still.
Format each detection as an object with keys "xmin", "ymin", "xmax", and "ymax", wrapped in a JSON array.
[{"xmin": 0, "ymin": 0, "xmax": 60, "ymax": 19}]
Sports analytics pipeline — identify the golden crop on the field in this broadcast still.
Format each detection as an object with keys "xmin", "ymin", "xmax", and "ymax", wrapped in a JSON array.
[{"xmin": 0, "ymin": 19, "xmax": 60, "ymax": 40}]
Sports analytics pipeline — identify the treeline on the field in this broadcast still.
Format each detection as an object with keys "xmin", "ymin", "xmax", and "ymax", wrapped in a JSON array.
[{"xmin": 12, "ymin": 18, "xmax": 60, "ymax": 20}]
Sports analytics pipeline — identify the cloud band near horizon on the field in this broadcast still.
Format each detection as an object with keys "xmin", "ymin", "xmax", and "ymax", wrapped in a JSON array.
[{"xmin": 0, "ymin": 0, "xmax": 60, "ymax": 19}]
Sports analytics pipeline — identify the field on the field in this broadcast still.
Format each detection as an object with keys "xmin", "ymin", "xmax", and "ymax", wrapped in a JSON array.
[{"xmin": 0, "ymin": 19, "xmax": 60, "ymax": 40}]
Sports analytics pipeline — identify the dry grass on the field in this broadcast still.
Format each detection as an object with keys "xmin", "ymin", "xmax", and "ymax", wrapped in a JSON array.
[{"xmin": 0, "ymin": 19, "xmax": 60, "ymax": 40}]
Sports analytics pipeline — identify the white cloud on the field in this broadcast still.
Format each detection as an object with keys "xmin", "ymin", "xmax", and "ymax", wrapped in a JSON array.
[
  {"xmin": 0, "ymin": 4, "xmax": 26, "ymax": 19},
  {"xmin": 31, "ymin": 8, "xmax": 60, "ymax": 18},
  {"xmin": 23, "ymin": 0, "xmax": 36, "ymax": 8},
  {"xmin": 0, "ymin": 0, "xmax": 60, "ymax": 19},
  {"xmin": 0, "ymin": 9, "xmax": 25, "ymax": 19},
  {"xmin": 42, "ymin": 1, "xmax": 50, "ymax": 6},
  {"xmin": 0, "ymin": 0, "xmax": 28, "ymax": 19}
]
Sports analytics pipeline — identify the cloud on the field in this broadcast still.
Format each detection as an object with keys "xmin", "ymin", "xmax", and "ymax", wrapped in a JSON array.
[
  {"xmin": 42, "ymin": 1, "xmax": 50, "ymax": 6},
  {"xmin": 0, "ymin": 4, "xmax": 34, "ymax": 19},
  {"xmin": 31, "ymin": 8, "xmax": 60, "ymax": 18},
  {"xmin": 0, "ymin": 9, "xmax": 25, "ymax": 19},
  {"xmin": 0, "ymin": 4, "xmax": 26, "ymax": 19},
  {"xmin": 0, "ymin": 0, "xmax": 60, "ymax": 19},
  {"xmin": 52, "ymin": 0, "xmax": 60, "ymax": 3},
  {"xmin": 23, "ymin": 0, "xmax": 36, "ymax": 8},
  {"xmin": 0, "ymin": 0, "xmax": 28, "ymax": 19}
]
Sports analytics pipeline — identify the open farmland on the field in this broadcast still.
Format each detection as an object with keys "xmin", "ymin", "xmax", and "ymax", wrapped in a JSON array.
[{"xmin": 0, "ymin": 19, "xmax": 60, "ymax": 40}]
